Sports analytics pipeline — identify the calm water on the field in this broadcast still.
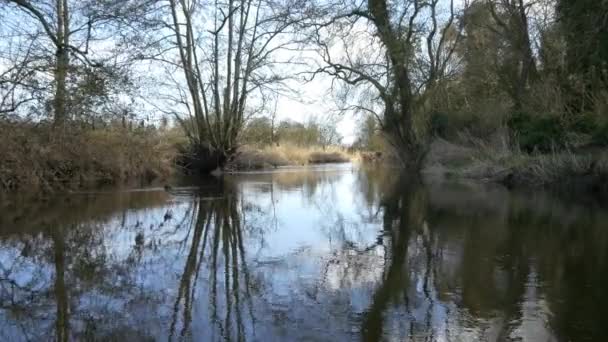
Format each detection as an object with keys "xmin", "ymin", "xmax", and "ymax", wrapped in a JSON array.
[{"xmin": 0, "ymin": 164, "xmax": 607, "ymax": 341}]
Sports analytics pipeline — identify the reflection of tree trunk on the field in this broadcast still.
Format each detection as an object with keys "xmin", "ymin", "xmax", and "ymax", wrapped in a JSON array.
[
  {"xmin": 170, "ymin": 202, "xmax": 211, "ymax": 341},
  {"xmin": 230, "ymin": 224, "xmax": 244, "ymax": 342},
  {"xmin": 52, "ymin": 228, "xmax": 69, "ymax": 342},
  {"xmin": 496, "ymin": 223, "xmax": 529, "ymax": 341},
  {"xmin": 223, "ymin": 211, "xmax": 233, "ymax": 339},
  {"xmin": 170, "ymin": 183, "xmax": 254, "ymax": 341},
  {"xmin": 210, "ymin": 206, "xmax": 221, "ymax": 331},
  {"xmin": 361, "ymin": 180, "xmax": 425, "ymax": 341},
  {"xmin": 422, "ymin": 222, "xmax": 435, "ymax": 341},
  {"xmin": 361, "ymin": 224, "xmax": 410, "ymax": 341}
]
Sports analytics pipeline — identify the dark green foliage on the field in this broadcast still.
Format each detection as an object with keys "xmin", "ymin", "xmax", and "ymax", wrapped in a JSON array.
[
  {"xmin": 506, "ymin": 112, "xmax": 608, "ymax": 151},
  {"xmin": 508, "ymin": 113, "xmax": 566, "ymax": 152},
  {"xmin": 570, "ymin": 113, "xmax": 598, "ymax": 134},
  {"xmin": 555, "ymin": 0, "xmax": 608, "ymax": 114},
  {"xmin": 428, "ymin": 107, "xmax": 506, "ymax": 141},
  {"xmin": 592, "ymin": 121, "xmax": 608, "ymax": 146},
  {"xmin": 430, "ymin": 111, "xmax": 449, "ymax": 137},
  {"xmin": 558, "ymin": 0, "xmax": 608, "ymax": 79}
]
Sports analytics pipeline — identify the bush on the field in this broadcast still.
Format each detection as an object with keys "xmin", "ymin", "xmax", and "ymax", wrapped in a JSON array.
[
  {"xmin": 508, "ymin": 112, "xmax": 566, "ymax": 152},
  {"xmin": 592, "ymin": 120, "xmax": 608, "ymax": 146},
  {"xmin": 430, "ymin": 111, "xmax": 450, "ymax": 137},
  {"xmin": 429, "ymin": 98, "xmax": 511, "ymax": 140},
  {"xmin": 508, "ymin": 111, "xmax": 608, "ymax": 151},
  {"xmin": 570, "ymin": 112, "xmax": 598, "ymax": 134}
]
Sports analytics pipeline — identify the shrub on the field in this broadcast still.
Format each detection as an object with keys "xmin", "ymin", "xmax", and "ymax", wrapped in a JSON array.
[
  {"xmin": 570, "ymin": 112, "xmax": 598, "ymax": 134},
  {"xmin": 592, "ymin": 120, "xmax": 608, "ymax": 146},
  {"xmin": 508, "ymin": 112, "xmax": 566, "ymax": 152},
  {"xmin": 429, "ymin": 111, "xmax": 450, "ymax": 137},
  {"xmin": 429, "ymin": 98, "xmax": 511, "ymax": 140}
]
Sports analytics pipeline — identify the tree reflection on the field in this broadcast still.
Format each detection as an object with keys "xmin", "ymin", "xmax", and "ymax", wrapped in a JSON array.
[
  {"xmin": 169, "ymin": 180, "xmax": 255, "ymax": 341},
  {"xmin": 359, "ymin": 176, "xmax": 429, "ymax": 341},
  {"xmin": 353, "ymin": 175, "xmax": 608, "ymax": 341},
  {"xmin": 0, "ymin": 180, "xmax": 260, "ymax": 341},
  {"xmin": 1, "ymin": 168, "xmax": 608, "ymax": 341},
  {"xmin": 52, "ymin": 227, "xmax": 69, "ymax": 342}
]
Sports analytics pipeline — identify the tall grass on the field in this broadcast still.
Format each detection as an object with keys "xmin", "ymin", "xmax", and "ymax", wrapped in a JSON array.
[
  {"xmin": 0, "ymin": 122, "xmax": 179, "ymax": 192},
  {"xmin": 227, "ymin": 144, "xmax": 352, "ymax": 170},
  {"xmin": 506, "ymin": 151, "xmax": 608, "ymax": 186},
  {"xmin": 448, "ymin": 135, "xmax": 608, "ymax": 187},
  {"xmin": 422, "ymin": 126, "xmax": 608, "ymax": 190}
]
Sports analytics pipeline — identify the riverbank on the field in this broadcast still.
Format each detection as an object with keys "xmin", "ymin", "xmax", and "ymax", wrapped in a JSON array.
[
  {"xmin": 225, "ymin": 144, "xmax": 352, "ymax": 171},
  {"xmin": 0, "ymin": 123, "xmax": 354, "ymax": 194},
  {"xmin": 0, "ymin": 122, "xmax": 178, "ymax": 193},
  {"xmin": 4, "ymin": 121, "xmax": 606, "ymax": 196},
  {"xmin": 422, "ymin": 137, "xmax": 608, "ymax": 192}
]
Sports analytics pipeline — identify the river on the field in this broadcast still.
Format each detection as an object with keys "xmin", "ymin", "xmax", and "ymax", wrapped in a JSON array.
[{"xmin": 0, "ymin": 164, "xmax": 606, "ymax": 341}]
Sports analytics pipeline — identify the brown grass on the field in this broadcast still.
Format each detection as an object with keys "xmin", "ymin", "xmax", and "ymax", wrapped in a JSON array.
[
  {"xmin": 499, "ymin": 151, "xmax": 608, "ymax": 187},
  {"xmin": 227, "ymin": 144, "xmax": 352, "ymax": 171},
  {"xmin": 0, "ymin": 122, "xmax": 179, "ymax": 192},
  {"xmin": 308, "ymin": 151, "xmax": 350, "ymax": 164},
  {"xmin": 423, "ymin": 133, "xmax": 608, "ymax": 189}
]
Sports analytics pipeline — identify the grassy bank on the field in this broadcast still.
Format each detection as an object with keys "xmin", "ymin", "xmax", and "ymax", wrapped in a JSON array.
[
  {"xmin": 0, "ymin": 122, "xmax": 179, "ymax": 192},
  {"xmin": 422, "ymin": 136, "xmax": 608, "ymax": 191},
  {"xmin": 463, "ymin": 150, "xmax": 608, "ymax": 190},
  {"xmin": 225, "ymin": 144, "xmax": 352, "ymax": 171}
]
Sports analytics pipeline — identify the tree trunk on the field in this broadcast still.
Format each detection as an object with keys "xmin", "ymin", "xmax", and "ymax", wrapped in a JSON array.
[
  {"xmin": 385, "ymin": 131, "xmax": 426, "ymax": 172},
  {"xmin": 514, "ymin": 0, "xmax": 537, "ymax": 110},
  {"xmin": 53, "ymin": 0, "xmax": 69, "ymax": 127},
  {"xmin": 54, "ymin": 48, "xmax": 68, "ymax": 126},
  {"xmin": 368, "ymin": 0, "xmax": 427, "ymax": 170}
]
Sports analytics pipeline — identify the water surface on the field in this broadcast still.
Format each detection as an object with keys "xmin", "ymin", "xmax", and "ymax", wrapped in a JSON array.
[{"xmin": 1, "ymin": 164, "xmax": 607, "ymax": 341}]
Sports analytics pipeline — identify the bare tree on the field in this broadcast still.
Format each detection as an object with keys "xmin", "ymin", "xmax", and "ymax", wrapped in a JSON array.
[
  {"xmin": 139, "ymin": 0, "xmax": 308, "ymax": 169},
  {"xmin": 1, "ymin": 0, "xmax": 136, "ymax": 126},
  {"xmin": 0, "ymin": 38, "xmax": 39, "ymax": 116},
  {"xmin": 2, "ymin": 0, "xmax": 73, "ymax": 126},
  {"xmin": 305, "ymin": 0, "xmax": 463, "ymax": 170}
]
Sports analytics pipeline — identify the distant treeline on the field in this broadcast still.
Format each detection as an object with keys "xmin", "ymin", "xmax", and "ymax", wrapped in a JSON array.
[{"xmin": 239, "ymin": 117, "xmax": 342, "ymax": 149}]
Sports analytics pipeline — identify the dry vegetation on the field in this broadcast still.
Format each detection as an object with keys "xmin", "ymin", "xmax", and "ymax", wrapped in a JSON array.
[
  {"xmin": 225, "ymin": 144, "xmax": 352, "ymax": 171},
  {"xmin": 0, "ymin": 122, "xmax": 179, "ymax": 192},
  {"xmin": 421, "ymin": 133, "xmax": 608, "ymax": 190},
  {"xmin": 466, "ymin": 150, "xmax": 608, "ymax": 189}
]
